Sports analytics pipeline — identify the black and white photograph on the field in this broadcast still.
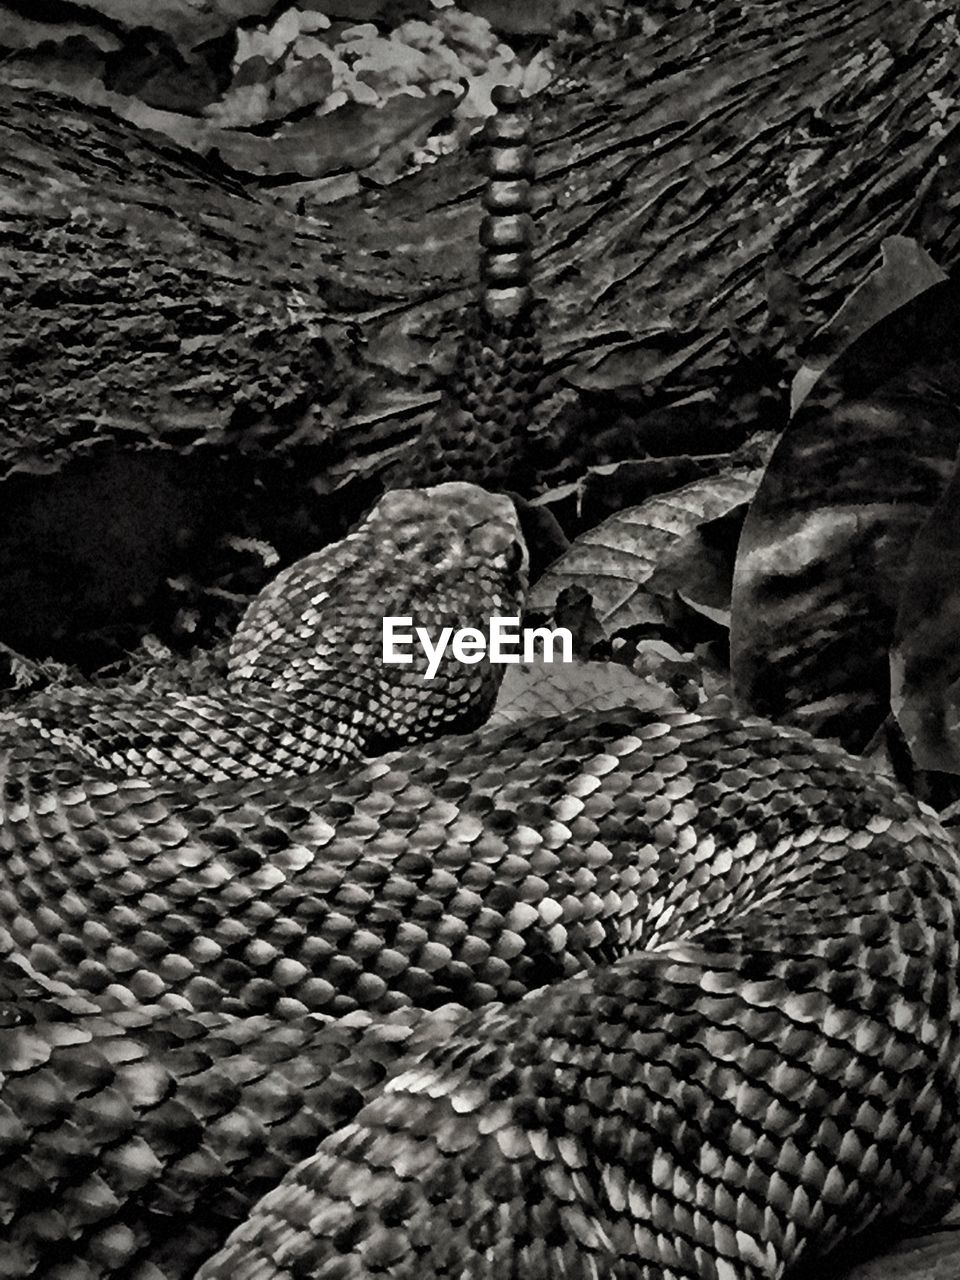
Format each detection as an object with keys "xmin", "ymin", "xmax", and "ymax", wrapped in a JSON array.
[{"xmin": 1, "ymin": 2, "xmax": 960, "ymax": 1277}]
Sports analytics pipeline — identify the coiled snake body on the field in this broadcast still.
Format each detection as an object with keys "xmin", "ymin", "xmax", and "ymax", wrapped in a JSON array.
[
  {"xmin": 1, "ymin": 480, "xmax": 960, "ymax": 1280},
  {"xmin": 4, "ymin": 89, "xmax": 960, "ymax": 1280}
]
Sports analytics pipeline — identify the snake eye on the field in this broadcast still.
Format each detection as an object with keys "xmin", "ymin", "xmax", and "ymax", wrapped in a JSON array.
[{"xmin": 503, "ymin": 539, "xmax": 525, "ymax": 574}]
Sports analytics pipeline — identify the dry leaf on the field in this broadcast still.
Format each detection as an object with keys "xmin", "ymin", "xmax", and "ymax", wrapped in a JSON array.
[
  {"xmin": 529, "ymin": 467, "xmax": 762, "ymax": 635},
  {"xmin": 732, "ymin": 279, "xmax": 960, "ymax": 749},
  {"xmin": 791, "ymin": 236, "xmax": 947, "ymax": 415},
  {"xmin": 891, "ymin": 447, "xmax": 960, "ymax": 774},
  {"xmin": 488, "ymin": 660, "xmax": 680, "ymax": 728},
  {"xmin": 645, "ymin": 502, "xmax": 751, "ymax": 628}
]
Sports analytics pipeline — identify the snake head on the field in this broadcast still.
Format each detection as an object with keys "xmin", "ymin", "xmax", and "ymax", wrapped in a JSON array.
[{"xmin": 228, "ymin": 483, "xmax": 528, "ymax": 761}]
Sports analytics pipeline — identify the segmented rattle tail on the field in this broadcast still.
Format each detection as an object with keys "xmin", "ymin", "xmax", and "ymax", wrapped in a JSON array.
[{"xmin": 389, "ymin": 85, "xmax": 543, "ymax": 492}]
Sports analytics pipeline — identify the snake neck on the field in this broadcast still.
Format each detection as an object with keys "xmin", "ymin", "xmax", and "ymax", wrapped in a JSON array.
[{"xmin": 388, "ymin": 84, "xmax": 543, "ymax": 495}]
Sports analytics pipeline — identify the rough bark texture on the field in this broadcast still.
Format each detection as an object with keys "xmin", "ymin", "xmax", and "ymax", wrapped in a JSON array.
[
  {"xmin": 2, "ymin": 0, "xmax": 960, "ymax": 661},
  {"xmin": 4, "ymin": 1, "xmax": 960, "ymax": 476}
]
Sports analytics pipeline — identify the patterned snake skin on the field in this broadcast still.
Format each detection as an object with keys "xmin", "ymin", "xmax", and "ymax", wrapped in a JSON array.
[
  {"xmin": 4, "ymin": 88, "xmax": 960, "ymax": 1280},
  {"xmin": 2, "ymin": 480, "xmax": 960, "ymax": 1280}
]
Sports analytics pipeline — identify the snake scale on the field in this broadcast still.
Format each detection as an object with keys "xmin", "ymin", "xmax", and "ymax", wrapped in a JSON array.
[{"xmin": 3, "ymin": 88, "xmax": 960, "ymax": 1280}]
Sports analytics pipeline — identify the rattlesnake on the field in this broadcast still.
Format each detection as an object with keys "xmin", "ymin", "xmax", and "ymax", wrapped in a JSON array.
[
  {"xmin": 3, "ymin": 89, "xmax": 960, "ymax": 1280},
  {"xmin": 3, "ymin": 559, "xmax": 960, "ymax": 1278}
]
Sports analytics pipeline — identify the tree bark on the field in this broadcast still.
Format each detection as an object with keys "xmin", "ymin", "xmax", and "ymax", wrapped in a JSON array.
[
  {"xmin": 3, "ymin": 0, "xmax": 960, "ymax": 483},
  {"xmin": 1, "ymin": 0, "xmax": 960, "ymax": 660},
  {"xmin": 2, "ymin": 0, "xmax": 960, "ymax": 665},
  {"xmin": 2, "ymin": 0, "xmax": 959, "ymax": 636}
]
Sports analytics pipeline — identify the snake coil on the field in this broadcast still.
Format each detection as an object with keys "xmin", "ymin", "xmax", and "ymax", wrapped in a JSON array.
[{"xmin": 2, "ymin": 86, "xmax": 960, "ymax": 1280}]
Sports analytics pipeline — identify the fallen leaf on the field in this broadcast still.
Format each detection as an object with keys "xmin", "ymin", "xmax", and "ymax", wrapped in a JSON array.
[
  {"xmin": 791, "ymin": 236, "xmax": 947, "ymax": 415},
  {"xmin": 488, "ymin": 660, "xmax": 680, "ymax": 728},
  {"xmin": 645, "ymin": 503, "xmax": 751, "ymax": 628},
  {"xmin": 529, "ymin": 466, "xmax": 762, "ymax": 635},
  {"xmin": 891, "ymin": 446, "xmax": 960, "ymax": 774},
  {"xmin": 732, "ymin": 279, "xmax": 960, "ymax": 749}
]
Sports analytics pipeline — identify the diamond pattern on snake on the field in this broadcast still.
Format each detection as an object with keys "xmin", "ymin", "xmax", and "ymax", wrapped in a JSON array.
[{"xmin": 2, "ymin": 85, "xmax": 959, "ymax": 1280}]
